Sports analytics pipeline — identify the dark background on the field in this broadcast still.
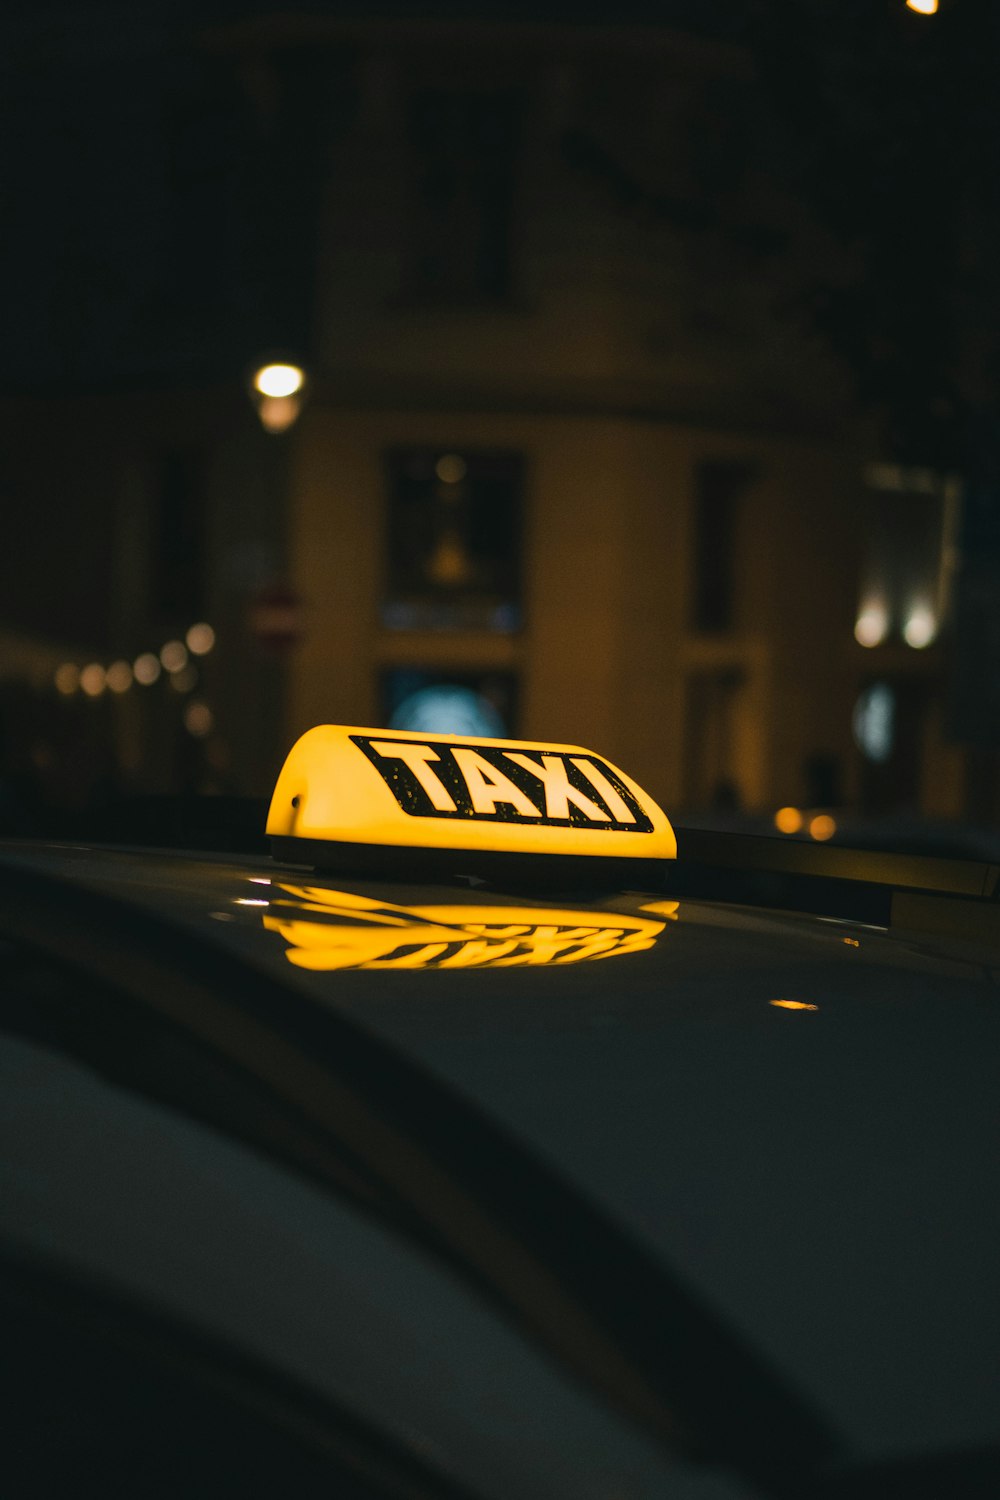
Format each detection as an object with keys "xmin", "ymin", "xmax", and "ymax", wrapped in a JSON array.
[{"xmin": 2, "ymin": 0, "xmax": 999, "ymax": 845}]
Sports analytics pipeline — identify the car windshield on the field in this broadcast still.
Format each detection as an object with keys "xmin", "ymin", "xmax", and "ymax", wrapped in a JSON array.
[{"xmin": 1, "ymin": 1, "xmax": 997, "ymax": 857}]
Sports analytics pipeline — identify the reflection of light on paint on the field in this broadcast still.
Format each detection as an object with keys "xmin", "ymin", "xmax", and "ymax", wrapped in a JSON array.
[
  {"xmin": 262, "ymin": 885, "xmax": 671, "ymax": 971},
  {"xmin": 435, "ymin": 453, "xmax": 467, "ymax": 484},
  {"xmin": 809, "ymin": 814, "xmax": 837, "ymax": 842},
  {"xmin": 391, "ymin": 685, "xmax": 505, "ymax": 737},
  {"xmin": 638, "ymin": 900, "xmax": 680, "ymax": 919},
  {"xmin": 903, "ymin": 603, "xmax": 936, "ymax": 649},
  {"xmin": 853, "ymin": 681, "xmax": 895, "ymax": 764},
  {"xmin": 55, "ymin": 663, "xmax": 80, "ymax": 696},
  {"xmin": 80, "ymin": 663, "xmax": 106, "ymax": 697},
  {"xmin": 770, "ymin": 999, "xmax": 819, "ymax": 1012},
  {"xmin": 186, "ymin": 622, "xmax": 215, "ymax": 656},
  {"xmin": 854, "ymin": 600, "xmax": 888, "ymax": 648},
  {"xmin": 235, "ymin": 898, "xmax": 269, "ymax": 907},
  {"xmin": 774, "ymin": 806, "xmax": 803, "ymax": 834},
  {"xmin": 134, "ymin": 652, "xmax": 161, "ymax": 685},
  {"xmin": 248, "ymin": 877, "xmax": 271, "ymax": 886},
  {"xmin": 843, "ymin": 937, "xmax": 860, "ymax": 947}
]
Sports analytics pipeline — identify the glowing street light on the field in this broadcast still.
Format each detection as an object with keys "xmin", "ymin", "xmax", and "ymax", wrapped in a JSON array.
[
  {"xmin": 906, "ymin": 0, "xmax": 938, "ymax": 13},
  {"xmin": 249, "ymin": 360, "xmax": 307, "ymax": 434},
  {"xmin": 252, "ymin": 363, "xmax": 304, "ymax": 398}
]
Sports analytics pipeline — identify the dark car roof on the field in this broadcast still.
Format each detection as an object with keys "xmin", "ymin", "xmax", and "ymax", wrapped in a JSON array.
[{"xmin": 3, "ymin": 837, "xmax": 999, "ymax": 1476}]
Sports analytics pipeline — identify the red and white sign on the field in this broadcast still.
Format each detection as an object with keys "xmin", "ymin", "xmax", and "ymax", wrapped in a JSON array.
[{"xmin": 248, "ymin": 583, "xmax": 304, "ymax": 654}]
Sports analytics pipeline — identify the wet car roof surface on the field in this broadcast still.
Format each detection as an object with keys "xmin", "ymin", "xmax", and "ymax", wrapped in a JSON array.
[{"xmin": 5, "ymin": 839, "xmax": 999, "ymax": 1469}]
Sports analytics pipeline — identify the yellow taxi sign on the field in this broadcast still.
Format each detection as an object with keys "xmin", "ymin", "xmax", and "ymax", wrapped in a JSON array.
[{"xmin": 267, "ymin": 725, "xmax": 676, "ymax": 877}]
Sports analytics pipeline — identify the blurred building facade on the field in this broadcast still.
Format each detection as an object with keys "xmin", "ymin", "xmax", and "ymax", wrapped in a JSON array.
[{"xmin": 0, "ymin": 9, "xmax": 970, "ymax": 825}]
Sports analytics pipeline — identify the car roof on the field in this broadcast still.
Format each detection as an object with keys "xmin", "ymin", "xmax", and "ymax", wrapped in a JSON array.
[{"xmin": 3, "ymin": 837, "xmax": 999, "ymax": 1474}]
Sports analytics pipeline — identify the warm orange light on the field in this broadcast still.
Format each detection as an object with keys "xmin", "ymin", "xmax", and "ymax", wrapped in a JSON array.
[
  {"xmin": 266, "ymin": 724, "xmax": 677, "ymax": 862},
  {"xmin": 435, "ymin": 453, "xmax": 468, "ymax": 484},
  {"xmin": 906, "ymin": 0, "xmax": 937, "ymax": 13},
  {"xmin": 186, "ymin": 622, "xmax": 215, "ymax": 656},
  {"xmin": 770, "ymin": 999, "xmax": 819, "ymax": 1012},
  {"xmin": 843, "ymin": 937, "xmax": 860, "ymax": 948},
  {"xmin": 54, "ymin": 663, "xmax": 80, "ymax": 696},
  {"xmin": 774, "ymin": 806, "xmax": 803, "ymax": 834},
  {"xmin": 809, "ymin": 814, "xmax": 837, "ymax": 842},
  {"xmin": 133, "ymin": 652, "xmax": 161, "ymax": 685},
  {"xmin": 183, "ymin": 700, "xmax": 213, "ymax": 737},
  {"xmin": 257, "ymin": 394, "xmax": 302, "ymax": 433},
  {"xmin": 106, "ymin": 660, "xmax": 133, "ymax": 694},
  {"xmin": 253, "ymin": 362, "xmax": 304, "ymax": 398},
  {"xmin": 80, "ymin": 663, "xmax": 106, "ymax": 698},
  {"xmin": 638, "ymin": 900, "xmax": 681, "ymax": 920},
  {"xmin": 160, "ymin": 640, "xmax": 188, "ymax": 673}
]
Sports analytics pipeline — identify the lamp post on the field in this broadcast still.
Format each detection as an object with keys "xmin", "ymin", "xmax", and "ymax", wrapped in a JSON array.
[{"xmin": 238, "ymin": 358, "xmax": 308, "ymax": 789}]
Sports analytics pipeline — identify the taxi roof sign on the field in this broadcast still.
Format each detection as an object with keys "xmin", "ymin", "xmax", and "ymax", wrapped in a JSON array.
[{"xmin": 267, "ymin": 725, "xmax": 676, "ymax": 880}]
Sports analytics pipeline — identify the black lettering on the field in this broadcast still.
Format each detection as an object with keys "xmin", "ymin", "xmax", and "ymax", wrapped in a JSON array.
[{"xmin": 351, "ymin": 736, "xmax": 653, "ymax": 830}]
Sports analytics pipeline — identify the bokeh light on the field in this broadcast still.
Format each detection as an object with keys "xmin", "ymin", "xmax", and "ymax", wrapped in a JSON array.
[
  {"xmin": 257, "ymin": 394, "xmax": 301, "ymax": 433},
  {"xmin": 186, "ymin": 622, "xmax": 216, "ymax": 656},
  {"xmin": 435, "ymin": 453, "xmax": 468, "ymax": 484},
  {"xmin": 854, "ymin": 600, "xmax": 888, "ymax": 648},
  {"xmin": 774, "ymin": 806, "xmax": 803, "ymax": 834},
  {"xmin": 106, "ymin": 660, "xmax": 133, "ymax": 694},
  {"xmin": 252, "ymin": 362, "xmax": 304, "ymax": 398},
  {"xmin": 133, "ymin": 652, "xmax": 161, "ymax": 686},
  {"xmin": 55, "ymin": 663, "xmax": 80, "ymax": 696},
  {"xmin": 183, "ymin": 701, "xmax": 214, "ymax": 737},
  {"xmin": 903, "ymin": 603, "xmax": 936, "ymax": 649},
  {"xmin": 80, "ymin": 663, "xmax": 106, "ymax": 698},
  {"xmin": 160, "ymin": 640, "xmax": 188, "ymax": 673},
  {"xmin": 809, "ymin": 814, "xmax": 837, "ymax": 842}
]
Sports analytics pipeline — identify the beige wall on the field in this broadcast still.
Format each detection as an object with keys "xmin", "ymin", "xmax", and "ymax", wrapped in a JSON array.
[{"xmin": 284, "ymin": 403, "xmax": 901, "ymax": 815}]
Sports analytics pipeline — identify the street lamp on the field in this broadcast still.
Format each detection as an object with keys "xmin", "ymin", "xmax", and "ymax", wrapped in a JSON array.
[
  {"xmin": 249, "ymin": 360, "xmax": 307, "ymax": 433},
  {"xmin": 905, "ymin": 0, "xmax": 938, "ymax": 14}
]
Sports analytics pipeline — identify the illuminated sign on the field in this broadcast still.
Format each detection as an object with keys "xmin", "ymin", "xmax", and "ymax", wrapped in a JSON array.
[
  {"xmin": 263, "ymin": 884, "xmax": 678, "ymax": 971},
  {"xmin": 266, "ymin": 724, "xmax": 675, "ymax": 868},
  {"xmin": 351, "ymin": 735, "xmax": 652, "ymax": 830}
]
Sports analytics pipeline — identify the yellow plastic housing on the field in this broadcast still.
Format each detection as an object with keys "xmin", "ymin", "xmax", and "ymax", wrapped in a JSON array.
[{"xmin": 266, "ymin": 724, "xmax": 676, "ymax": 863}]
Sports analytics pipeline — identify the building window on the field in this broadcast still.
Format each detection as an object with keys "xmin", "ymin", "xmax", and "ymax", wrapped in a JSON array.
[
  {"xmin": 855, "ymin": 469, "xmax": 952, "ymax": 650},
  {"xmin": 403, "ymin": 87, "xmax": 522, "ymax": 304},
  {"xmin": 690, "ymin": 461, "xmax": 756, "ymax": 633},
  {"xmin": 381, "ymin": 668, "xmax": 517, "ymax": 737},
  {"xmin": 383, "ymin": 449, "xmax": 524, "ymax": 632}
]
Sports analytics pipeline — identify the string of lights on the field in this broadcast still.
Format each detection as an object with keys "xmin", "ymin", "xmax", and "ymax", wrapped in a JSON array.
[{"xmin": 52, "ymin": 623, "xmax": 217, "ymax": 737}]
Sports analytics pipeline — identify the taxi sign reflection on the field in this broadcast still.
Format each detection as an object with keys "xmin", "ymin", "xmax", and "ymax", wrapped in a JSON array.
[{"xmin": 263, "ymin": 885, "xmax": 677, "ymax": 971}]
